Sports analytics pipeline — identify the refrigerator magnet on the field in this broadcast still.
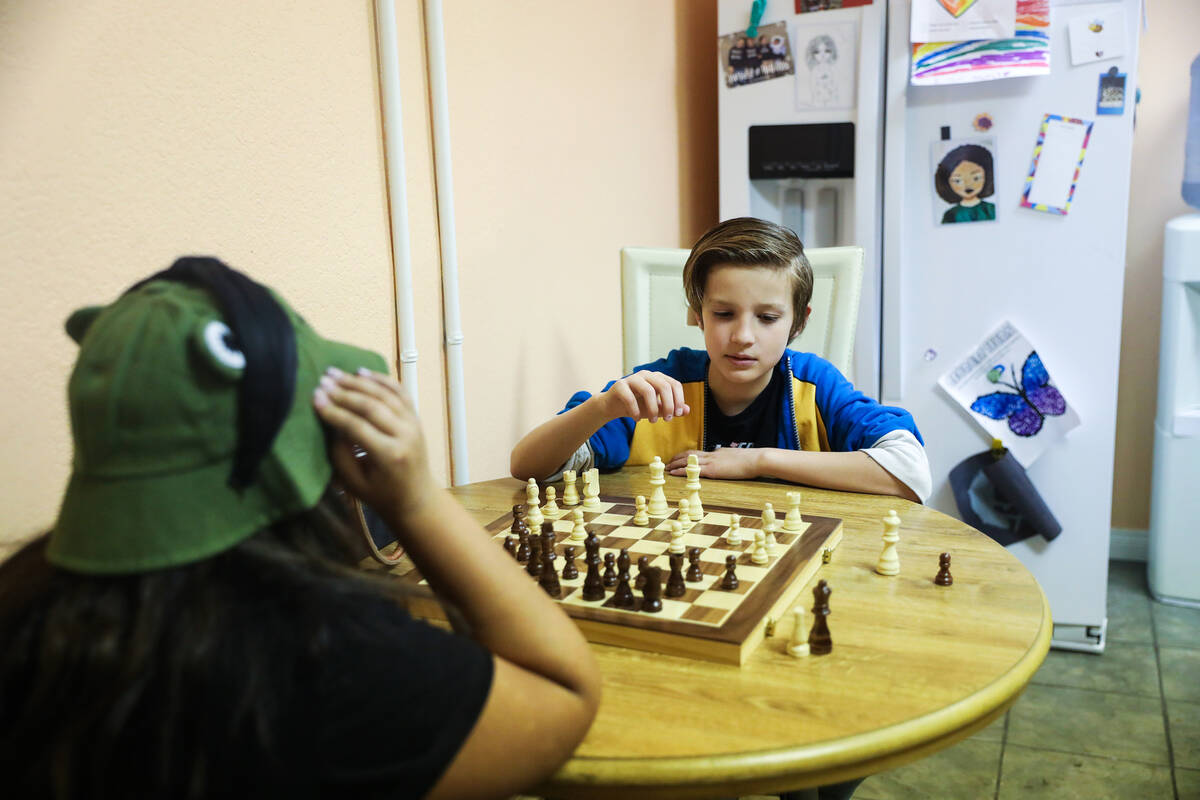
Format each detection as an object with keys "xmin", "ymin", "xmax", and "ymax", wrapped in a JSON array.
[
  {"xmin": 1097, "ymin": 67, "xmax": 1127, "ymax": 116},
  {"xmin": 1067, "ymin": 5, "xmax": 1127, "ymax": 66},
  {"xmin": 1020, "ymin": 114, "xmax": 1094, "ymax": 216},
  {"xmin": 932, "ymin": 137, "xmax": 997, "ymax": 225}
]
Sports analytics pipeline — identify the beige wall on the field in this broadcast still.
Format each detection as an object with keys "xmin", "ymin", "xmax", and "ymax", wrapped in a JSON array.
[
  {"xmin": 0, "ymin": 0, "xmax": 716, "ymax": 545},
  {"xmin": 1112, "ymin": 0, "xmax": 1199, "ymax": 530}
]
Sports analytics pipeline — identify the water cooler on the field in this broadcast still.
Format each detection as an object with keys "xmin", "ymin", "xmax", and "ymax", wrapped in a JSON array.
[{"xmin": 1148, "ymin": 215, "xmax": 1200, "ymax": 607}]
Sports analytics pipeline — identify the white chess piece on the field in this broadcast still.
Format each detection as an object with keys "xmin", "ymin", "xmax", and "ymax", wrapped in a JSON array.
[
  {"xmin": 562, "ymin": 470, "xmax": 579, "ymax": 506},
  {"xmin": 685, "ymin": 454, "xmax": 703, "ymax": 520},
  {"xmin": 727, "ymin": 513, "xmax": 742, "ymax": 546},
  {"xmin": 582, "ymin": 467, "xmax": 602, "ymax": 510},
  {"xmin": 525, "ymin": 478, "xmax": 544, "ymax": 529},
  {"xmin": 647, "ymin": 456, "xmax": 669, "ymax": 516},
  {"xmin": 876, "ymin": 509, "xmax": 901, "ymax": 576},
  {"xmin": 762, "ymin": 503, "xmax": 779, "ymax": 555},
  {"xmin": 677, "ymin": 498, "xmax": 692, "ymax": 530},
  {"xmin": 633, "ymin": 495, "xmax": 650, "ymax": 526},
  {"xmin": 542, "ymin": 486, "xmax": 559, "ymax": 515},
  {"xmin": 787, "ymin": 605, "xmax": 811, "ymax": 657},
  {"xmin": 669, "ymin": 520, "xmax": 686, "ymax": 554},
  {"xmin": 569, "ymin": 508, "xmax": 587, "ymax": 543},
  {"xmin": 784, "ymin": 491, "xmax": 803, "ymax": 532},
  {"xmin": 752, "ymin": 530, "xmax": 769, "ymax": 565}
]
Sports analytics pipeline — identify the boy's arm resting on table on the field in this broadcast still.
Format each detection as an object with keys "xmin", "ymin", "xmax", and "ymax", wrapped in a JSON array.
[{"xmin": 314, "ymin": 370, "xmax": 601, "ymax": 799}]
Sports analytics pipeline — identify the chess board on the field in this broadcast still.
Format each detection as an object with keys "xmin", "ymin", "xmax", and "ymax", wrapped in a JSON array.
[{"xmin": 401, "ymin": 494, "xmax": 843, "ymax": 665}]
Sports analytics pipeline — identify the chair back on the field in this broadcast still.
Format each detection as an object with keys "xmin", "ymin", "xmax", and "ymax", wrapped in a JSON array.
[{"xmin": 620, "ymin": 245, "xmax": 864, "ymax": 376}]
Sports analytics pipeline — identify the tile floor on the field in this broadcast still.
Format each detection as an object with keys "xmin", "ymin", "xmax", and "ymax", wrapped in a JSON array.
[{"xmin": 851, "ymin": 561, "xmax": 1200, "ymax": 800}]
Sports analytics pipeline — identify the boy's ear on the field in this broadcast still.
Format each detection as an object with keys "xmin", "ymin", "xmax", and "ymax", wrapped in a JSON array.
[
  {"xmin": 790, "ymin": 305, "xmax": 812, "ymax": 339},
  {"xmin": 687, "ymin": 308, "xmax": 702, "ymax": 329}
]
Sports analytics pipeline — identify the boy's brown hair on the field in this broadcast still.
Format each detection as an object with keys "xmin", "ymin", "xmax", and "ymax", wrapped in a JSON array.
[{"xmin": 682, "ymin": 217, "xmax": 813, "ymax": 339}]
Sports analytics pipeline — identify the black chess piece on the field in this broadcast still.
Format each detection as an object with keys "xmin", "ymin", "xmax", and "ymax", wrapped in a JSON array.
[
  {"xmin": 640, "ymin": 566, "xmax": 664, "ymax": 613},
  {"xmin": 509, "ymin": 505, "xmax": 525, "ymax": 536},
  {"xmin": 635, "ymin": 555, "xmax": 650, "ymax": 589},
  {"xmin": 504, "ymin": 535, "xmax": 518, "ymax": 559},
  {"xmin": 561, "ymin": 545, "xmax": 579, "ymax": 580},
  {"xmin": 808, "ymin": 579, "xmax": 832, "ymax": 655},
  {"xmin": 602, "ymin": 552, "xmax": 618, "ymax": 587},
  {"xmin": 666, "ymin": 553, "xmax": 686, "ymax": 598},
  {"xmin": 612, "ymin": 562, "xmax": 635, "ymax": 608},
  {"xmin": 617, "ymin": 548, "xmax": 631, "ymax": 576},
  {"xmin": 935, "ymin": 552, "xmax": 953, "ymax": 586},
  {"xmin": 539, "ymin": 550, "xmax": 561, "ymax": 597},
  {"xmin": 515, "ymin": 525, "xmax": 531, "ymax": 562},
  {"xmin": 526, "ymin": 535, "xmax": 542, "ymax": 578},
  {"xmin": 582, "ymin": 552, "xmax": 605, "ymax": 601},
  {"xmin": 686, "ymin": 546, "xmax": 703, "ymax": 582},
  {"xmin": 721, "ymin": 554, "xmax": 739, "ymax": 590}
]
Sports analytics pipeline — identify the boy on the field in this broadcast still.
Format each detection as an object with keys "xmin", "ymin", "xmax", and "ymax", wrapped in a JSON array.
[{"xmin": 510, "ymin": 217, "xmax": 930, "ymax": 503}]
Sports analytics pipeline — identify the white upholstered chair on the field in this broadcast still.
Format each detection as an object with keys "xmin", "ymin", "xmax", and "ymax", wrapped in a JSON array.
[{"xmin": 620, "ymin": 245, "xmax": 864, "ymax": 376}]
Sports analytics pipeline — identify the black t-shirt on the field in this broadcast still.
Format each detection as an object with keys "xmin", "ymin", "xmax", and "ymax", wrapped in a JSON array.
[
  {"xmin": 705, "ymin": 366, "xmax": 784, "ymax": 451},
  {"xmin": 310, "ymin": 595, "xmax": 494, "ymax": 799}
]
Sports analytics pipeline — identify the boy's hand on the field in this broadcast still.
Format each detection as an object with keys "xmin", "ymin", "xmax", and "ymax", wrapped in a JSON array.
[
  {"xmin": 667, "ymin": 448, "xmax": 763, "ymax": 480},
  {"xmin": 599, "ymin": 371, "xmax": 690, "ymax": 423},
  {"xmin": 312, "ymin": 367, "xmax": 439, "ymax": 521}
]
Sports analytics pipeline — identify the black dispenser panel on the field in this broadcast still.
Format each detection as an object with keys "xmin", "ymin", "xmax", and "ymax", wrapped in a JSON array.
[{"xmin": 748, "ymin": 123, "xmax": 855, "ymax": 179}]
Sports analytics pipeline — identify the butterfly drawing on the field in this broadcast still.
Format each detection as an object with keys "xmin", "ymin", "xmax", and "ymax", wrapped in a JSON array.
[{"xmin": 970, "ymin": 351, "xmax": 1067, "ymax": 437}]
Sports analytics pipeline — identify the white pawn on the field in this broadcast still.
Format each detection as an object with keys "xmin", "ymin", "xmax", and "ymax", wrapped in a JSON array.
[
  {"xmin": 876, "ymin": 509, "xmax": 902, "ymax": 576},
  {"xmin": 542, "ymin": 486, "xmax": 559, "ymax": 515},
  {"xmin": 685, "ymin": 454, "xmax": 704, "ymax": 520},
  {"xmin": 647, "ymin": 456, "xmax": 669, "ymax": 516},
  {"xmin": 784, "ymin": 491, "xmax": 803, "ymax": 532},
  {"xmin": 562, "ymin": 470, "xmax": 579, "ymax": 506},
  {"xmin": 788, "ymin": 605, "xmax": 811, "ymax": 657},
  {"xmin": 668, "ymin": 519, "xmax": 686, "ymax": 554},
  {"xmin": 727, "ymin": 513, "xmax": 742, "ymax": 546},
  {"xmin": 569, "ymin": 507, "xmax": 587, "ymax": 543},
  {"xmin": 633, "ymin": 495, "xmax": 649, "ymax": 526},
  {"xmin": 751, "ymin": 530, "xmax": 769, "ymax": 565},
  {"xmin": 582, "ymin": 467, "xmax": 602, "ymax": 510},
  {"xmin": 762, "ymin": 503, "xmax": 779, "ymax": 555},
  {"xmin": 677, "ymin": 497, "xmax": 692, "ymax": 530},
  {"xmin": 525, "ymin": 478, "xmax": 544, "ymax": 529}
]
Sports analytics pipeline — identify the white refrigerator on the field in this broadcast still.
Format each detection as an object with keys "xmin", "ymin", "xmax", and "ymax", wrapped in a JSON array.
[{"xmin": 719, "ymin": 0, "xmax": 1142, "ymax": 651}]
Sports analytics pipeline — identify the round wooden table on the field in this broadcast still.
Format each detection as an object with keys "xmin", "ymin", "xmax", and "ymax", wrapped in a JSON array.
[{"xmin": 438, "ymin": 469, "xmax": 1051, "ymax": 799}]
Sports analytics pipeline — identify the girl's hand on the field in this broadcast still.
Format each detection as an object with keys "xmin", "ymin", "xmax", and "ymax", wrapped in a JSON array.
[
  {"xmin": 666, "ymin": 448, "xmax": 763, "ymax": 480},
  {"xmin": 598, "ymin": 371, "xmax": 690, "ymax": 424},
  {"xmin": 312, "ymin": 368, "xmax": 438, "ymax": 521}
]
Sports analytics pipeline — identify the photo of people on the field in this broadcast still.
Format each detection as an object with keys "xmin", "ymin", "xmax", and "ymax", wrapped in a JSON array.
[
  {"xmin": 933, "ymin": 138, "xmax": 998, "ymax": 224},
  {"xmin": 718, "ymin": 21, "xmax": 794, "ymax": 89}
]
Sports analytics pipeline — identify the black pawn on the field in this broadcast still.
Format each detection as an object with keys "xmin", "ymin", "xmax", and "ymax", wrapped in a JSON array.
[
  {"xmin": 720, "ymin": 554, "xmax": 739, "ymax": 590},
  {"xmin": 808, "ymin": 579, "xmax": 832, "ymax": 655},
  {"xmin": 515, "ymin": 525, "xmax": 531, "ymax": 563},
  {"xmin": 686, "ymin": 546, "xmax": 703, "ymax": 582},
  {"xmin": 539, "ymin": 550, "xmax": 561, "ymax": 597},
  {"xmin": 602, "ymin": 552, "xmax": 619, "ymax": 587},
  {"xmin": 504, "ymin": 535, "xmax": 518, "ymax": 559},
  {"xmin": 617, "ymin": 548, "xmax": 631, "ymax": 576},
  {"xmin": 640, "ymin": 566, "xmax": 664, "ymax": 613},
  {"xmin": 561, "ymin": 545, "xmax": 579, "ymax": 580},
  {"xmin": 582, "ymin": 552, "xmax": 605, "ymax": 601},
  {"xmin": 541, "ymin": 520, "xmax": 557, "ymax": 551},
  {"xmin": 612, "ymin": 561, "xmax": 635, "ymax": 608},
  {"xmin": 635, "ymin": 555, "xmax": 650, "ymax": 589},
  {"xmin": 666, "ymin": 553, "xmax": 686, "ymax": 598},
  {"xmin": 934, "ymin": 552, "xmax": 954, "ymax": 586},
  {"xmin": 509, "ymin": 505, "xmax": 526, "ymax": 536}
]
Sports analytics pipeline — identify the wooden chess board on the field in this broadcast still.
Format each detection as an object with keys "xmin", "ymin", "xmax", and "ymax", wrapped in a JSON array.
[{"xmin": 401, "ymin": 494, "xmax": 843, "ymax": 665}]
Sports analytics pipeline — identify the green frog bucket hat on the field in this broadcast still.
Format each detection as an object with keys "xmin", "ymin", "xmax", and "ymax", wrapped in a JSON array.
[{"xmin": 47, "ymin": 257, "xmax": 388, "ymax": 574}]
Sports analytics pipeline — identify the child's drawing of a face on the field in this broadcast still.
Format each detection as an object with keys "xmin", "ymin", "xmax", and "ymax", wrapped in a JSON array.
[{"xmin": 948, "ymin": 160, "xmax": 986, "ymax": 200}]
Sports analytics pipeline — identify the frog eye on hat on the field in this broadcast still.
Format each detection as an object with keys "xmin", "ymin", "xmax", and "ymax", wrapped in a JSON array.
[
  {"xmin": 191, "ymin": 319, "xmax": 246, "ymax": 380},
  {"xmin": 65, "ymin": 306, "xmax": 106, "ymax": 345}
]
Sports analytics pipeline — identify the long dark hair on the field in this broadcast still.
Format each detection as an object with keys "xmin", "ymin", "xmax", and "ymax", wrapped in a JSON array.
[
  {"xmin": 934, "ymin": 144, "xmax": 995, "ymax": 204},
  {"xmin": 0, "ymin": 491, "xmax": 408, "ymax": 799}
]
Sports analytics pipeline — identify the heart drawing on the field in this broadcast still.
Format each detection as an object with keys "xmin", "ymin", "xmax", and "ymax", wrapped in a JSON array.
[{"xmin": 938, "ymin": 0, "xmax": 979, "ymax": 18}]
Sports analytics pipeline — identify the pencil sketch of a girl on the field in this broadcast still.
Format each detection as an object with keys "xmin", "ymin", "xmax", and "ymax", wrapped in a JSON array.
[{"xmin": 805, "ymin": 34, "xmax": 838, "ymax": 107}]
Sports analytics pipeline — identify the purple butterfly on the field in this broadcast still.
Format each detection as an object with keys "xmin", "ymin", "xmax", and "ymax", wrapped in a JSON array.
[{"xmin": 970, "ymin": 351, "xmax": 1066, "ymax": 437}]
